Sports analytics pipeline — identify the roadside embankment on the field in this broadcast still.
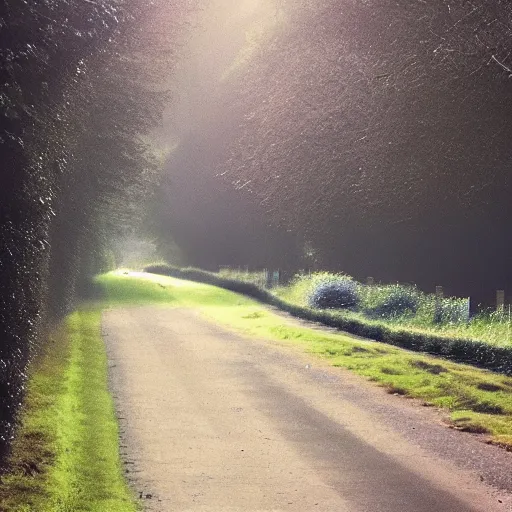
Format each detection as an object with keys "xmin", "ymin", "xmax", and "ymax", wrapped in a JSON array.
[{"xmin": 143, "ymin": 264, "xmax": 512, "ymax": 376}]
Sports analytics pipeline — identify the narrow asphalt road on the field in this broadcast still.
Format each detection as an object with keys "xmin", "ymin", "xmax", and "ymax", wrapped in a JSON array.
[{"xmin": 103, "ymin": 306, "xmax": 512, "ymax": 512}]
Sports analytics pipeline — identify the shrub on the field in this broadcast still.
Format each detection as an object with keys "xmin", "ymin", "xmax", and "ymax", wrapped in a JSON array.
[
  {"xmin": 433, "ymin": 297, "xmax": 470, "ymax": 324},
  {"xmin": 308, "ymin": 277, "xmax": 360, "ymax": 310},
  {"xmin": 365, "ymin": 284, "xmax": 420, "ymax": 319}
]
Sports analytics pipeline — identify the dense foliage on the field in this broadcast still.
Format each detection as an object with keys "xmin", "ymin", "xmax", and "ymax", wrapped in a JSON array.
[
  {"xmin": 363, "ymin": 284, "xmax": 421, "ymax": 319},
  {"xmin": 156, "ymin": 0, "xmax": 512, "ymax": 303},
  {"xmin": 307, "ymin": 276, "xmax": 359, "ymax": 310},
  {"xmin": 0, "ymin": 0, "xmax": 192, "ymax": 461}
]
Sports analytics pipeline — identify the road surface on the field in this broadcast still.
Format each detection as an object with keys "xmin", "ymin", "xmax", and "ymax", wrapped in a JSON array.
[{"xmin": 103, "ymin": 306, "xmax": 512, "ymax": 512}]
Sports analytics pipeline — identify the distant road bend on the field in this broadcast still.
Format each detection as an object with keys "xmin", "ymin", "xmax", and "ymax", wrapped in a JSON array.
[{"xmin": 104, "ymin": 306, "xmax": 512, "ymax": 512}]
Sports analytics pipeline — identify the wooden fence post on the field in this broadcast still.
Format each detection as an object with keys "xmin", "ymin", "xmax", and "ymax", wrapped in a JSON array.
[
  {"xmin": 497, "ymin": 290, "xmax": 505, "ymax": 313},
  {"xmin": 265, "ymin": 268, "xmax": 272, "ymax": 288},
  {"xmin": 465, "ymin": 297, "xmax": 471, "ymax": 322},
  {"xmin": 434, "ymin": 286, "xmax": 444, "ymax": 324},
  {"xmin": 272, "ymin": 270, "xmax": 280, "ymax": 287}
]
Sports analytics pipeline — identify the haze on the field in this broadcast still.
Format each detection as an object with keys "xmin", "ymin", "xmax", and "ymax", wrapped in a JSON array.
[{"xmin": 152, "ymin": 0, "xmax": 512, "ymax": 305}]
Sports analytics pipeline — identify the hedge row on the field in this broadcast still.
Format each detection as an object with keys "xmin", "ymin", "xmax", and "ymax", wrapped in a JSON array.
[{"xmin": 143, "ymin": 264, "xmax": 512, "ymax": 375}]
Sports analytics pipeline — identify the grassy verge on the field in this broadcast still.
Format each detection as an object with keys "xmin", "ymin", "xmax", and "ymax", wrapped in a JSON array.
[
  {"xmin": 98, "ymin": 270, "xmax": 512, "ymax": 450},
  {"xmin": 0, "ymin": 308, "xmax": 137, "ymax": 512},
  {"xmin": 142, "ymin": 265, "xmax": 512, "ymax": 375}
]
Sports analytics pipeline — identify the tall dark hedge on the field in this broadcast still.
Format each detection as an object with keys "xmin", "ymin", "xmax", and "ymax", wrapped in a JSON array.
[{"xmin": 0, "ymin": 0, "xmax": 192, "ymax": 462}]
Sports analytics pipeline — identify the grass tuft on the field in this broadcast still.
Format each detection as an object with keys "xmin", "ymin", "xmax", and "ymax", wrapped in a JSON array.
[{"xmin": 410, "ymin": 360, "xmax": 448, "ymax": 374}]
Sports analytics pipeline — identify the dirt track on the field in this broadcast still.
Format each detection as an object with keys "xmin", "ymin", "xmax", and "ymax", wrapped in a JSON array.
[{"xmin": 103, "ymin": 306, "xmax": 512, "ymax": 512}]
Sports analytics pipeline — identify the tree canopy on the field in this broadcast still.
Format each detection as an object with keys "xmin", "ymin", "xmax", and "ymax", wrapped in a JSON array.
[{"xmin": 157, "ymin": 0, "xmax": 512, "ymax": 299}]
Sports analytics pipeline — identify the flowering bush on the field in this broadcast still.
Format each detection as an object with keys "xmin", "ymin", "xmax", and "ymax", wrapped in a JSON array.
[{"xmin": 308, "ymin": 276, "xmax": 360, "ymax": 310}]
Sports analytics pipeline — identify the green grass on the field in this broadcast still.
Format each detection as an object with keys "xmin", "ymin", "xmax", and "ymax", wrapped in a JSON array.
[
  {"xmin": 0, "ymin": 308, "xmax": 137, "ymax": 512},
  {"xmin": 97, "ymin": 270, "xmax": 254, "ymax": 309},
  {"xmin": 99, "ymin": 271, "xmax": 512, "ymax": 450}
]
